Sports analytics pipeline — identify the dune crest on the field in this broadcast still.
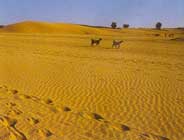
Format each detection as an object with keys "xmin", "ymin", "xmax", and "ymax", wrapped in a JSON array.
[{"xmin": 0, "ymin": 21, "xmax": 118, "ymax": 35}]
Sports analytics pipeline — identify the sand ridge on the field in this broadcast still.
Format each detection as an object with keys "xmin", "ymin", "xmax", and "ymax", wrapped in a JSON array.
[{"xmin": 0, "ymin": 21, "xmax": 121, "ymax": 35}]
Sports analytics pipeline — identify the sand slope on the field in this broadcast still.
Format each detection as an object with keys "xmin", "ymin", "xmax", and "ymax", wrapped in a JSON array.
[
  {"xmin": 0, "ymin": 21, "xmax": 184, "ymax": 140},
  {"xmin": 0, "ymin": 21, "xmax": 122, "ymax": 35}
]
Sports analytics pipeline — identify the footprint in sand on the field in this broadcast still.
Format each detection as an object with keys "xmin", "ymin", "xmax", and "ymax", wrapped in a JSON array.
[
  {"xmin": 1, "ymin": 85, "xmax": 170, "ymax": 140},
  {"xmin": 6, "ymin": 102, "xmax": 16, "ymax": 108},
  {"xmin": 79, "ymin": 112, "xmax": 106, "ymax": 122},
  {"xmin": 79, "ymin": 111, "xmax": 168, "ymax": 140},
  {"xmin": 19, "ymin": 95, "xmax": 31, "ymax": 99},
  {"xmin": 0, "ymin": 115, "xmax": 17, "ymax": 127},
  {"xmin": 140, "ymin": 133, "xmax": 170, "ymax": 140},
  {"xmin": 0, "ymin": 115, "xmax": 27, "ymax": 140},
  {"xmin": 38, "ymin": 129, "xmax": 53, "ymax": 137},
  {"xmin": 79, "ymin": 111, "xmax": 169, "ymax": 140},
  {"xmin": 121, "ymin": 124, "xmax": 130, "ymax": 131},
  {"xmin": 111, "ymin": 123, "xmax": 130, "ymax": 132},
  {"xmin": 5, "ymin": 102, "xmax": 23, "ymax": 116},
  {"xmin": 7, "ymin": 108, "xmax": 23, "ymax": 116},
  {"xmin": 50, "ymin": 106, "xmax": 72, "ymax": 113},
  {"xmin": 27, "ymin": 117, "xmax": 40, "ymax": 125},
  {"xmin": 63, "ymin": 106, "xmax": 71, "ymax": 112},
  {"xmin": 19, "ymin": 95, "xmax": 59, "ymax": 113},
  {"xmin": 8, "ymin": 89, "xmax": 18, "ymax": 95},
  {"xmin": 92, "ymin": 113, "xmax": 105, "ymax": 121},
  {"xmin": 45, "ymin": 98, "xmax": 53, "ymax": 105},
  {"xmin": 19, "ymin": 94, "xmax": 41, "ymax": 103}
]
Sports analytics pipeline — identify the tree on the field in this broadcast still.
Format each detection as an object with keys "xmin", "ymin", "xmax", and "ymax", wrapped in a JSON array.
[
  {"xmin": 156, "ymin": 22, "xmax": 162, "ymax": 30},
  {"xmin": 123, "ymin": 24, "xmax": 129, "ymax": 28},
  {"xmin": 111, "ymin": 22, "xmax": 117, "ymax": 29}
]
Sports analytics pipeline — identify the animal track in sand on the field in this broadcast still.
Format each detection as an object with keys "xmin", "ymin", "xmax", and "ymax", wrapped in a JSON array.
[
  {"xmin": 45, "ymin": 98, "xmax": 53, "ymax": 105},
  {"xmin": 121, "ymin": 124, "xmax": 130, "ymax": 131},
  {"xmin": 8, "ymin": 89, "xmax": 18, "ymax": 95},
  {"xmin": 0, "ymin": 115, "xmax": 27, "ymax": 140},
  {"xmin": 0, "ymin": 86, "xmax": 58, "ymax": 138},
  {"xmin": 18, "ymin": 93, "xmax": 59, "ymax": 113},
  {"xmin": 63, "ymin": 106, "xmax": 71, "ymax": 112},
  {"xmin": 25, "ymin": 95, "xmax": 41, "ymax": 102},
  {"xmin": 19, "ymin": 95, "xmax": 31, "ymax": 99},
  {"xmin": 0, "ymin": 115, "xmax": 17, "ymax": 127},
  {"xmin": 92, "ymin": 113, "xmax": 104, "ymax": 121},
  {"xmin": 27, "ymin": 117, "xmax": 40, "ymax": 125},
  {"xmin": 0, "ymin": 85, "xmax": 170, "ymax": 140},
  {"xmin": 2, "ymin": 86, "xmax": 70, "ymax": 115},
  {"xmin": 7, "ymin": 108, "xmax": 23, "ymax": 116},
  {"xmin": 78, "ymin": 111, "xmax": 170, "ymax": 140},
  {"xmin": 140, "ymin": 133, "xmax": 170, "ymax": 140},
  {"xmin": 5, "ymin": 102, "xmax": 23, "ymax": 116},
  {"xmin": 38, "ymin": 128, "xmax": 53, "ymax": 137},
  {"xmin": 6, "ymin": 102, "xmax": 16, "ymax": 108}
]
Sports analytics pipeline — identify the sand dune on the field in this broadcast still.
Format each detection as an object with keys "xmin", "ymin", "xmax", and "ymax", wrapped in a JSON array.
[
  {"xmin": 0, "ymin": 22, "xmax": 184, "ymax": 140},
  {"xmin": 0, "ymin": 21, "xmax": 122, "ymax": 35}
]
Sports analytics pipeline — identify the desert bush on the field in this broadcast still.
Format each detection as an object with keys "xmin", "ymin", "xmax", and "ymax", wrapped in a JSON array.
[
  {"xmin": 123, "ymin": 24, "xmax": 129, "ymax": 28},
  {"xmin": 156, "ymin": 22, "xmax": 162, "ymax": 30},
  {"xmin": 111, "ymin": 22, "xmax": 117, "ymax": 29}
]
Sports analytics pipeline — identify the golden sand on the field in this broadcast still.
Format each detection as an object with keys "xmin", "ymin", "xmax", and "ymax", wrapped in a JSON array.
[{"xmin": 0, "ymin": 21, "xmax": 183, "ymax": 140}]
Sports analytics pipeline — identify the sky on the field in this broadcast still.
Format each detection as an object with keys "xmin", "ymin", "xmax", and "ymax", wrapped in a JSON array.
[{"xmin": 0, "ymin": 0, "xmax": 183, "ymax": 28}]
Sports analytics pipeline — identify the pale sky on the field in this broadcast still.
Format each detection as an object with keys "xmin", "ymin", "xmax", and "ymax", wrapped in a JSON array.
[{"xmin": 0, "ymin": 0, "xmax": 183, "ymax": 27}]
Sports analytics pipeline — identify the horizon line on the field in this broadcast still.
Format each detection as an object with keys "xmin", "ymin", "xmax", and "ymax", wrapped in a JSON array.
[{"xmin": 1, "ymin": 20, "xmax": 184, "ymax": 29}]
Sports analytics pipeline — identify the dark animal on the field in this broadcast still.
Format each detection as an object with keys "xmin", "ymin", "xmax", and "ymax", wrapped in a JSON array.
[
  {"xmin": 112, "ymin": 40, "xmax": 123, "ymax": 48},
  {"xmin": 91, "ymin": 38, "xmax": 102, "ymax": 46}
]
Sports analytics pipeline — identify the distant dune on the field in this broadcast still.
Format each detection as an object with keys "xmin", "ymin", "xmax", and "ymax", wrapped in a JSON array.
[
  {"xmin": 0, "ymin": 21, "xmax": 122, "ymax": 35},
  {"xmin": 1, "ymin": 21, "xmax": 184, "ymax": 39}
]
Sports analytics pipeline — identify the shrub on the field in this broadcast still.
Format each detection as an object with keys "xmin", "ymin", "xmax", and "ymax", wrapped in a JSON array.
[
  {"xmin": 123, "ymin": 24, "xmax": 129, "ymax": 28},
  {"xmin": 156, "ymin": 22, "xmax": 162, "ymax": 30},
  {"xmin": 111, "ymin": 22, "xmax": 117, "ymax": 29}
]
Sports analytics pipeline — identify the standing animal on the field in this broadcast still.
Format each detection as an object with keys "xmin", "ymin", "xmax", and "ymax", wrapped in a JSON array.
[
  {"xmin": 91, "ymin": 38, "xmax": 102, "ymax": 46},
  {"xmin": 112, "ymin": 40, "xmax": 123, "ymax": 48}
]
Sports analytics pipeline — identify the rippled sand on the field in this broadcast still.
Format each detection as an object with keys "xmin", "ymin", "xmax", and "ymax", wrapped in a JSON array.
[{"xmin": 0, "ymin": 21, "xmax": 183, "ymax": 140}]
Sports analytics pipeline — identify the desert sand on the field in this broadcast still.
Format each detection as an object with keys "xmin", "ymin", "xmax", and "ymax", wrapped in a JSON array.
[{"xmin": 0, "ymin": 21, "xmax": 183, "ymax": 140}]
